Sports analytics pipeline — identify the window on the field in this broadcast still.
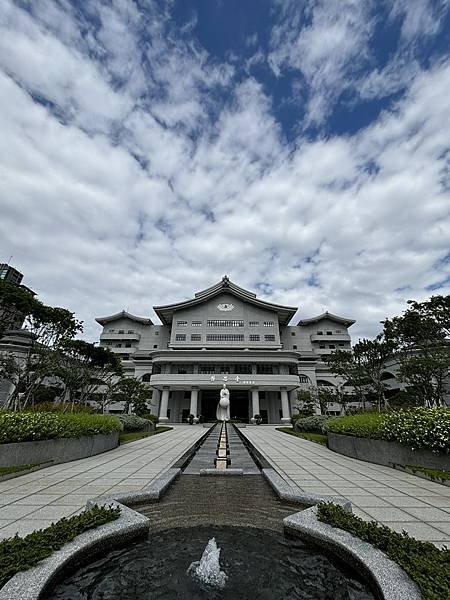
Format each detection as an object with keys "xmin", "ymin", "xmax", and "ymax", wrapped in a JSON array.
[
  {"xmin": 319, "ymin": 344, "xmax": 325, "ymax": 349},
  {"xmin": 235, "ymin": 364, "xmax": 252, "ymax": 374},
  {"xmin": 291, "ymin": 332, "xmax": 296, "ymax": 336},
  {"xmin": 338, "ymin": 343, "xmax": 344, "ymax": 347},
  {"xmin": 118, "ymin": 330, "xmax": 124, "ymax": 334},
  {"xmin": 293, "ymin": 345, "xmax": 297, "ymax": 350},
  {"xmin": 153, "ymin": 344, "xmax": 158, "ymax": 349},
  {"xmin": 316, "ymin": 331, "xmax": 323, "ymax": 335},
  {"xmin": 116, "ymin": 343, "xmax": 122, "ymax": 348},
  {"xmin": 299, "ymin": 375, "xmax": 309, "ymax": 383},
  {"xmin": 177, "ymin": 320, "xmax": 188, "ymax": 327},
  {"xmin": 206, "ymin": 334, "xmax": 244, "ymax": 341},
  {"xmin": 218, "ymin": 364, "xmax": 231, "ymax": 374},
  {"xmin": 249, "ymin": 321, "xmax": 259, "ymax": 327},
  {"xmin": 199, "ymin": 364, "xmax": 215, "ymax": 374},
  {"xmin": 127, "ymin": 330, "xmax": 134, "ymax": 334},
  {"xmin": 125, "ymin": 343, "xmax": 132, "ymax": 348},
  {"xmin": 249, "ymin": 334, "xmax": 260, "ymax": 341},
  {"xmin": 191, "ymin": 320, "xmax": 202, "ymax": 326},
  {"xmin": 191, "ymin": 334, "xmax": 201, "ymax": 341},
  {"xmin": 329, "ymin": 344, "xmax": 335, "ymax": 349},
  {"xmin": 175, "ymin": 334, "xmax": 186, "ymax": 341},
  {"xmin": 142, "ymin": 373, "xmax": 151, "ymax": 382},
  {"xmin": 326, "ymin": 331, "xmax": 332, "ymax": 335},
  {"xmin": 263, "ymin": 321, "xmax": 274, "ymax": 327},
  {"xmin": 108, "ymin": 329, "xmax": 115, "ymax": 333},
  {"xmin": 265, "ymin": 334, "xmax": 275, "ymax": 341},
  {"xmin": 207, "ymin": 319, "xmax": 244, "ymax": 327},
  {"xmin": 257, "ymin": 364, "xmax": 274, "ymax": 374},
  {"xmin": 155, "ymin": 331, "xmax": 159, "ymax": 335},
  {"xmin": 335, "ymin": 329, "xmax": 342, "ymax": 333}
]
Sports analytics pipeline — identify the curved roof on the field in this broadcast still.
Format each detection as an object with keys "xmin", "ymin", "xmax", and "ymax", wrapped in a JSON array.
[
  {"xmin": 154, "ymin": 276, "xmax": 298, "ymax": 325},
  {"xmin": 297, "ymin": 311, "xmax": 355, "ymax": 327},
  {"xmin": 95, "ymin": 310, "xmax": 153, "ymax": 326}
]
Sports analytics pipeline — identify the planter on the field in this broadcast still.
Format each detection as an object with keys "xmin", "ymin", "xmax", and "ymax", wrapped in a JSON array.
[
  {"xmin": 0, "ymin": 432, "xmax": 119, "ymax": 468},
  {"xmin": 328, "ymin": 432, "xmax": 450, "ymax": 471}
]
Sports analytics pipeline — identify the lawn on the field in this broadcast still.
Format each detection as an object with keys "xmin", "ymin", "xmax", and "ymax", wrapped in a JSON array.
[
  {"xmin": 119, "ymin": 426, "xmax": 173, "ymax": 444},
  {"xmin": 276, "ymin": 427, "xmax": 328, "ymax": 446}
]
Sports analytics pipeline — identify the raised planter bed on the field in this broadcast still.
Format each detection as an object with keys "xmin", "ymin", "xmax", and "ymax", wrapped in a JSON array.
[
  {"xmin": 328, "ymin": 432, "xmax": 450, "ymax": 470},
  {"xmin": 0, "ymin": 432, "xmax": 119, "ymax": 468}
]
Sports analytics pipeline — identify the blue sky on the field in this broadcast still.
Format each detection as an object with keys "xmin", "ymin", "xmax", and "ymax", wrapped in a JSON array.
[{"xmin": 0, "ymin": 0, "xmax": 449, "ymax": 341}]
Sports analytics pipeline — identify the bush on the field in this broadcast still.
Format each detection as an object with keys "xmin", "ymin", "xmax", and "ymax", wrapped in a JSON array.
[
  {"xmin": 25, "ymin": 402, "xmax": 96, "ymax": 414},
  {"xmin": 141, "ymin": 413, "xmax": 159, "ymax": 423},
  {"xmin": 0, "ymin": 412, "xmax": 121, "ymax": 444},
  {"xmin": 325, "ymin": 408, "xmax": 450, "ymax": 453},
  {"xmin": 317, "ymin": 502, "xmax": 449, "ymax": 600},
  {"xmin": 116, "ymin": 414, "xmax": 152, "ymax": 432},
  {"xmin": 294, "ymin": 415, "xmax": 333, "ymax": 433},
  {"xmin": 0, "ymin": 505, "xmax": 120, "ymax": 589}
]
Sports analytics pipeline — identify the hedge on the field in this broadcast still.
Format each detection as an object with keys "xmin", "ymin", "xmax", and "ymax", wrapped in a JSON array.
[
  {"xmin": 325, "ymin": 408, "xmax": 450, "ymax": 453},
  {"xmin": 0, "ymin": 505, "xmax": 120, "ymax": 589},
  {"xmin": 293, "ymin": 415, "xmax": 332, "ymax": 433},
  {"xmin": 317, "ymin": 502, "xmax": 450, "ymax": 600},
  {"xmin": 116, "ymin": 414, "xmax": 152, "ymax": 432},
  {"xmin": 0, "ymin": 412, "xmax": 121, "ymax": 444}
]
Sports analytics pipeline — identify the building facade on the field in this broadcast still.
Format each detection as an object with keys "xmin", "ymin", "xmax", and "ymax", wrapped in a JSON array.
[{"xmin": 96, "ymin": 277, "xmax": 355, "ymax": 423}]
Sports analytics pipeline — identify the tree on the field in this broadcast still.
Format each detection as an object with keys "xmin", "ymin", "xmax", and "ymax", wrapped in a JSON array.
[
  {"xmin": 325, "ymin": 349, "xmax": 370, "ymax": 409},
  {"xmin": 55, "ymin": 340, "xmax": 123, "ymax": 410},
  {"xmin": 112, "ymin": 377, "xmax": 153, "ymax": 415},
  {"xmin": 383, "ymin": 295, "xmax": 450, "ymax": 407},
  {"xmin": 294, "ymin": 389, "xmax": 316, "ymax": 415},
  {"xmin": 0, "ymin": 279, "xmax": 37, "ymax": 338}
]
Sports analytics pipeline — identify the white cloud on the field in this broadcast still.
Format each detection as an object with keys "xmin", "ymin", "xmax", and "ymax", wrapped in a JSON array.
[{"xmin": 0, "ymin": 0, "xmax": 449, "ymax": 345}]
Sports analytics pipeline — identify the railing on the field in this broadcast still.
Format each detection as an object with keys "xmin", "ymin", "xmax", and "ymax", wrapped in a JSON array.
[
  {"xmin": 149, "ymin": 373, "xmax": 300, "ymax": 389},
  {"xmin": 100, "ymin": 332, "xmax": 141, "ymax": 341}
]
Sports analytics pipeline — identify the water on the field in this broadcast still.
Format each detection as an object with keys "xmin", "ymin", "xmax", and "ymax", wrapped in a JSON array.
[
  {"xmin": 187, "ymin": 537, "xmax": 228, "ymax": 590},
  {"xmin": 48, "ymin": 525, "xmax": 375, "ymax": 600}
]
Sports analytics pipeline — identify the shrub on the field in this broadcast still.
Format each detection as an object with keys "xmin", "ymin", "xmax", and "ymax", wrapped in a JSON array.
[
  {"xmin": 141, "ymin": 413, "xmax": 159, "ymax": 423},
  {"xmin": 317, "ymin": 502, "xmax": 449, "ymax": 600},
  {"xmin": 25, "ymin": 402, "xmax": 96, "ymax": 414},
  {"xmin": 0, "ymin": 412, "xmax": 121, "ymax": 444},
  {"xmin": 116, "ymin": 414, "xmax": 152, "ymax": 432},
  {"xmin": 325, "ymin": 408, "xmax": 450, "ymax": 453},
  {"xmin": 0, "ymin": 505, "xmax": 120, "ymax": 589},
  {"xmin": 294, "ymin": 414, "xmax": 333, "ymax": 433}
]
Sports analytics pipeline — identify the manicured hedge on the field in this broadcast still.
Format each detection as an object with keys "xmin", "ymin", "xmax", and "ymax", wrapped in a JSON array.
[
  {"xmin": 0, "ymin": 505, "xmax": 120, "ymax": 589},
  {"xmin": 0, "ymin": 412, "xmax": 121, "ymax": 444},
  {"xmin": 317, "ymin": 502, "xmax": 450, "ymax": 600},
  {"xmin": 117, "ymin": 414, "xmax": 152, "ymax": 432},
  {"xmin": 293, "ymin": 415, "xmax": 332, "ymax": 433},
  {"xmin": 325, "ymin": 408, "xmax": 450, "ymax": 453}
]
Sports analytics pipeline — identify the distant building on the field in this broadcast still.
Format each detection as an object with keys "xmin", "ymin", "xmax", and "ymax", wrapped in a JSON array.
[
  {"xmin": 95, "ymin": 276, "xmax": 355, "ymax": 422},
  {"xmin": 0, "ymin": 263, "xmax": 35, "ymax": 331}
]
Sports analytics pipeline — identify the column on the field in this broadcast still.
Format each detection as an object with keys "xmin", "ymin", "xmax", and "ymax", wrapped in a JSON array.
[
  {"xmin": 280, "ymin": 388, "xmax": 291, "ymax": 423},
  {"xmin": 190, "ymin": 387, "xmax": 198, "ymax": 416},
  {"xmin": 151, "ymin": 388, "xmax": 161, "ymax": 417},
  {"xmin": 159, "ymin": 387, "xmax": 170, "ymax": 422},
  {"xmin": 251, "ymin": 388, "xmax": 260, "ymax": 417}
]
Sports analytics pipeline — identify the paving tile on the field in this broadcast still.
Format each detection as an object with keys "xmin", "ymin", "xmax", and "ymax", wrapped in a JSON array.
[
  {"xmin": 433, "ymin": 522, "xmax": 450, "ymax": 535},
  {"xmin": 345, "ymin": 496, "xmax": 392, "ymax": 507},
  {"xmin": 385, "ymin": 496, "xmax": 432, "ymax": 508},
  {"xmin": 0, "ymin": 520, "xmax": 55, "ymax": 538},
  {"xmin": 0, "ymin": 505, "xmax": 39, "ymax": 519},
  {"xmin": 387, "ymin": 521, "xmax": 448, "ymax": 541},
  {"xmin": 14, "ymin": 494, "xmax": 64, "ymax": 505},
  {"xmin": 25, "ymin": 506, "xmax": 80, "ymax": 520},
  {"xmin": 404, "ymin": 507, "xmax": 450, "ymax": 521}
]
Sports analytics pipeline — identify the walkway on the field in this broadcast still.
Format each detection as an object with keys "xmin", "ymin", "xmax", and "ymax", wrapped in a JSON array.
[
  {"xmin": 243, "ymin": 426, "xmax": 450, "ymax": 548},
  {"xmin": 0, "ymin": 426, "xmax": 205, "ymax": 539}
]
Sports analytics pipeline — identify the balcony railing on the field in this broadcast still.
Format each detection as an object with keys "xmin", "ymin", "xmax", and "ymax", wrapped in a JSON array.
[
  {"xmin": 100, "ymin": 332, "xmax": 141, "ymax": 341},
  {"xmin": 311, "ymin": 334, "xmax": 350, "ymax": 342},
  {"xmin": 149, "ymin": 373, "xmax": 300, "ymax": 389}
]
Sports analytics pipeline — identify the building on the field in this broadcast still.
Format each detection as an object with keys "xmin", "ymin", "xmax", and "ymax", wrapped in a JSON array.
[
  {"xmin": 96, "ymin": 276, "xmax": 355, "ymax": 423},
  {"xmin": 0, "ymin": 263, "xmax": 36, "ymax": 331}
]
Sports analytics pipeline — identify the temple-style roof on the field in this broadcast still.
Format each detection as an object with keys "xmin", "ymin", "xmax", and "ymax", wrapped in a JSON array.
[
  {"xmin": 154, "ymin": 276, "xmax": 298, "ymax": 325},
  {"xmin": 297, "ymin": 311, "xmax": 355, "ymax": 327},
  {"xmin": 95, "ymin": 310, "xmax": 153, "ymax": 326}
]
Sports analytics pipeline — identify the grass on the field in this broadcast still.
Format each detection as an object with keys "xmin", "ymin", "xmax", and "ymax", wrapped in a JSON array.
[
  {"xmin": 0, "ymin": 505, "xmax": 120, "ymax": 589},
  {"xmin": 403, "ymin": 465, "xmax": 450, "ymax": 482},
  {"xmin": 317, "ymin": 502, "xmax": 450, "ymax": 600},
  {"xmin": 119, "ymin": 426, "xmax": 173, "ymax": 444},
  {"xmin": 0, "ymin": 462, "xmax": 51, "ymax": 477},
  {"xmin": 277, "ymin": 427, "xmax": 328, "ymax": 446}
]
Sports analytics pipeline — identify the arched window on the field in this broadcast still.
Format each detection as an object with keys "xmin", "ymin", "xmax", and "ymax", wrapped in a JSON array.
[
  {"xmin": 141, "ymin": 373, "xmax": 151, "ymax": 382},
  {"xmin": 317, "ymin": 379, "xmax": 335, "ymax": 387},
  {"xmin": 299, "ymin": 374, "xmax": 311, "ymax": 384}
]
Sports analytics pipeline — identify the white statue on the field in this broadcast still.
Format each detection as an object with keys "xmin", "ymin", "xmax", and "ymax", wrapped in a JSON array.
[{"xmin": 216, "ymin": 383, "xmax": 230, "ymax": 421}]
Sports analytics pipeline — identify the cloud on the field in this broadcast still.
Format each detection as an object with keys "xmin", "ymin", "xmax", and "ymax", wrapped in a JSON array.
[{"xmin": 0, "ymin": 0, "xmax": 449, "ymax": 346}]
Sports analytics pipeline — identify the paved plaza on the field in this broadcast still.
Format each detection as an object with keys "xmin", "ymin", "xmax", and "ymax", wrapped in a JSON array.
[
  {"xmin": 0, "ymin": 426, "xmax": 205, "ymax": 539},
  {"xmin": 243, "ymin": 426, "xmax": 450, "ymax": 548},
  {"xmin": 1, "ymin": 425, "xmax": 449, "ymax": 548}
]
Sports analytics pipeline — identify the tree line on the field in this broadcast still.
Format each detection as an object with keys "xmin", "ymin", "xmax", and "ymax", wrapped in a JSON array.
[{"xmin": 0, "ymin": 279, "xmax": 152, "ymax": 414}]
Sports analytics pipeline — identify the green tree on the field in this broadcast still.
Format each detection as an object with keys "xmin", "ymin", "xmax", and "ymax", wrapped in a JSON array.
[
  {"xmin": 112, "ymin": 377, "xmax": 153, "ymax": 415},
  {"xmin": 0, "ymin": 279, "xmax": 37, "ymax": 338},
  {"xmin": 383, "ymin": 295, "xmax": 450, "ymax": 407}
]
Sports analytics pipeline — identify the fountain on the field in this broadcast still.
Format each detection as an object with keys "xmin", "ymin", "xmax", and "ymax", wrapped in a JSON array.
[{"xmin": 187, "ymin": 537, "xmax": 228, "ymax": 590}]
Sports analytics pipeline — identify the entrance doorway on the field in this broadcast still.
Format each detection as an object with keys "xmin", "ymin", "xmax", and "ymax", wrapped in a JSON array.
[{"xmin": 199, "ymin": 389, "xmax": 250, "ymax": 423}]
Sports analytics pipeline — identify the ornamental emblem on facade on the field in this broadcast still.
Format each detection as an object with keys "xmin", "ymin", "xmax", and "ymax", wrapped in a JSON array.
[{"xmin": 217, "ymin": 303, "xmax": 234, "ymax": 311}]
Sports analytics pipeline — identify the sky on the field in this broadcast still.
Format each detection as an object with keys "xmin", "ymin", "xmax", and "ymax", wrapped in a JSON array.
[{"xmin": 0, "ymin": 0, "xmax": 449, "ymax": 342}]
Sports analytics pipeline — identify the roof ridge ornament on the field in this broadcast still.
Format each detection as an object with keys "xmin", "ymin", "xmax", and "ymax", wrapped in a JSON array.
[{"xmin": 222, "ymin": 275, "xmax": 230, "ymax": 286}]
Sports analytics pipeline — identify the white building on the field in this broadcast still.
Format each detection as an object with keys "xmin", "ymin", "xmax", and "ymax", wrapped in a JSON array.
[{"xmin": 96, "ymin": 277, "xmax": 355, "ymax": 423}]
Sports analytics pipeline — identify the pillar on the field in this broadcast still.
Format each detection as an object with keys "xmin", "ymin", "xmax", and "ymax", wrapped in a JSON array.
[
  {"xmin": 159, "ymin": 387, "xmax": 170, "ymax": 422},
  {"xmin": 190, "ymin": 387, "xmax": 198, "ymax": 416},
  {"xmin": 280, "ymin": 388, "xmax": 291, "ymax": 423},
  {"xmin": 151, "ymin": 388, "xmax": 161, "ymax": 417},
  {"xmin": 251, "ymin": 388, "xmax": 260, "ymax": 417}
]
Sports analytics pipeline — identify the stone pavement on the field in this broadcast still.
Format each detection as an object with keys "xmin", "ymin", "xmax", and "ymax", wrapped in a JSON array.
[
  {"xmin": 0, "ymin": 426, "xmax": 205, "ymax": 539},
  {"xmin": 242, "ymin": 426, "xmax": 450, "ymax": 548}
]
